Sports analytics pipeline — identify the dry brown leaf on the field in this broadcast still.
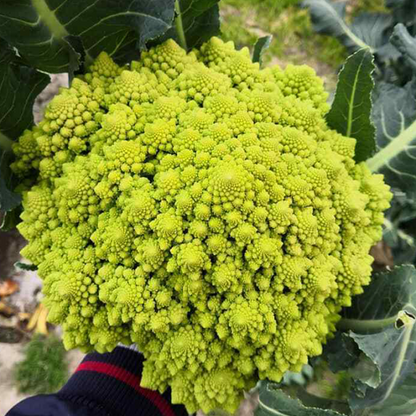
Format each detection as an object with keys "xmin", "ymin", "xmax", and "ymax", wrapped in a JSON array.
[
  {"xmin": 27, "ymin": 304, "xmax": 42, "ymax": 331},
  {"xmin": 18, "ymin": 312, "xmax": 31, "ymax": 321},
  {"xmin": 27, "ymin": 304, "xmax": 48, "ymax": 335},
  {"xmin": 0, "ymin": 279, "xmax": 19, "ymax": 297},
  {"xmin": 36, "ymin": 305, "xmax": 48, "ymax": 335}
]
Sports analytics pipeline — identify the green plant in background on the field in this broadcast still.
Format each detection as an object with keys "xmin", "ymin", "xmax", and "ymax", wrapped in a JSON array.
[
  {"xmin": 220, "ymin": 0, "xmax": 347, "ymax": 84},
  {"xmin": 220, "ymin": 0, "xmax": 389, "ymax": 90},
  {"xmin": 1, "ymin": 0, "xmax": 416, "ymax": 415},
  {"xmin": 14, "ymin": 335, "xmax": 68, "ymax": 395},
  {"xmin": 303, "ymin": 0, "xmax": 416, "ymax": 85},
  {"xmin": 304, "ymin": 0, "xmax": 416, "ymax": 268}
]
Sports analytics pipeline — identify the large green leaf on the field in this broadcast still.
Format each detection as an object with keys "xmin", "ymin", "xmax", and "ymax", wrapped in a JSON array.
[
  {"xmin": 326, "ymin": 48, "xmax": 376, "ymax": 162},
  {"xmin": 374, "ymin": 16, "xmax": 415, "ymax": 86},
  {"xmin": 323, "ymin": 332, "xmax": 360, "ymax": 373},
  {"xmin": 337, "ymin": 266, "xmax": 416, "ymax": 410},
  {"xmin": 341, "ymin": 265, "xmax": 416, "ymax": 330},
  {"xmin": 253, "ymin": 36, "xmax": 273, "ymax": 67},
  {"xmin": 348, "ymin": 354, "xmax": 380, "ymax": 392},
  {"xmin": 365, "ymin": 372, "xmax": 416, "ymax": 416},
  {"xmin": 384, "ymin": 218, "xmax": 416, "ymax": 265},
  {"xmin": 385, "ymin": 0, "xmax": 416, "ymax": 29},
  {"xmin": 383, "ymin": 193, "xmax": 416, "ymax": 265},
  {"xmin": 365, "ymin": 77, "xmax": 416, "ymax": 197},
  {"xmin": 256, "ymin": 382, "xmax": 347, "ymax": 416},
  {"xmin": 302, "ymin": 0, "xmax": 392, "ymax": 54},
  {"xmin": 0, "ymin": 38, "xmax": 50, "ymax": 140},
  {"xmin": 390, "ymin": 24, "xmax": 416, "ymax": 73},
  {"xmin": 0, "ymin": 149, "xmax": 21, "ymax": 212},
  {"xmin": 0, "ymin": 38, "xmax": 50, "ymax": 214},
  {"xmin": 160, "ymin": 0, "xmax": 221, "ymax": 51},
  {"xmin": 0, "ymin": 0, "xmax": 176, "ymax": 73},
  {"xmin": 366, "ymin": 26, "xmax": 416, "ymax": 196},
  {"xmin": 347, "ymin": 322, "xmax": 416, "ymax": 410},
  {"xmin": 0, "ymin": 206, "xmax": 22, "ymax": 231}
]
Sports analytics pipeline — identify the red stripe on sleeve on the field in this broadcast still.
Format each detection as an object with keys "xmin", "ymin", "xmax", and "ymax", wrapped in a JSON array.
[{"xmin": 76, "ymin": 361, "xmax": 176, "ymax": 416}]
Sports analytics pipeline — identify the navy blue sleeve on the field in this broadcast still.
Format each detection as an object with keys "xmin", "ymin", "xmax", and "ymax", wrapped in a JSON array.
[
  {"xmin": 6, "ymin": 347, "xmax": 187, "ymax": 416},
  {"xmin": 6, "ymin": 394, "xmax": 105, "ymax": 416}
]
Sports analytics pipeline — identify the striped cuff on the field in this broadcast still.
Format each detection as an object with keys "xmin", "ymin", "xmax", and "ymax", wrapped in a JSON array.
[{"xmin": 58, "ymin": 347, "xmax": 187, "ymax": 416}]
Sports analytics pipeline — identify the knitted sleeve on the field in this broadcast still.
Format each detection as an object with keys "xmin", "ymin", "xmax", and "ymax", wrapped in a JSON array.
[{"xmin": 6, "ymin": 347, "xmax": 188, "ymax": 416}]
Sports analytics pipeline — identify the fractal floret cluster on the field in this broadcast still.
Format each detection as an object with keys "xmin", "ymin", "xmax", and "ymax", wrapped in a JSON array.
[{"xmin": 12, "ymin": 37, "xmax": 391, "ymax": 412}]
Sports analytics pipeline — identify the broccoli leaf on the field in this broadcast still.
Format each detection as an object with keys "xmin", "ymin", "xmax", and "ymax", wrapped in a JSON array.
[
  {"xmin": 390, "ymin": 24, "xmax": 416, "ymax": 73},
  {"xmin": 0, "ymin": 0, "xmax": 176, "ymax": 73},
  {"xmin": 0, "ymin": 38, "xmax": 49, "ymax": 215},
  {"xmin": 302, "ymin": 0, "xmax": 392, "ymax": 54},
  {"xmin": 384, "ymin": 220, "xmax": 416, "ymax": 265},
  {"xmin": 0, "ymin": 149, "xmax": 21, "ymax": 212},
  {"xmin": 0, "ymin": 206, "xmax": 21, "ymax": 231},
  {"xmin": 385, "ymin": 0, "xmax": 416, "ymax": 28},
  {"xmin": 365, "ymin": 24, "xmax": 416, "ymax": 197},
  {"xmin": 161, "ymin": 0, "xmax": 221, "ymax": 51},
  {"xmin": 341, "ymin": 264, "xmax": 416, "ymax": 334},
  {"xmin": 253, "ymin": 36, "xmax": 273, "ymax": 66},
  {"xmin": 348, "ymin": 354, "xmax": 380, "ymax": 392},
  {"xmin": 0, "ymin": 38, "xmax": 50, "ymax": 140},
  {"xmin": 337, "ymin": 265, "xmax": 416, "ymax": 410},
  {"xmin": 326, "ymin": 48, "xmax": 376, "ymax": 163},
  {"xmin": 323, "ymin": 331, "xmax": 360, "ymax": 373},
  {"xmin": 347, "ymin": 321, "xmax": 416, "ymax": 410},
  {"xmin": 363, "ymin": 372, "xmax": 416, "ymax": 416},
  {"xmin": 383, "ymin": 194, "xmax": 416, "ymax": 265},
  {"xmin": 256, "ymin": 382, "xmax": 347, "ymax": 416},
  {"xmin": 366, "ymin": 80, "xmax": 416, "ymax": 197}
]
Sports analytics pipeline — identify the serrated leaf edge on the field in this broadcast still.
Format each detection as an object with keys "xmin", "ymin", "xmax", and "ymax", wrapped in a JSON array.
[{"xmin": 258, "ymin": 384, "xmax": 345, "ymax": 416}]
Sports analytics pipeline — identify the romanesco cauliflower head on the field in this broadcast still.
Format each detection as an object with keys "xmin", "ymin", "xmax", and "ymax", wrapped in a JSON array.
[{"xmin": 13, "ymin": 37, "xmax": 392, "ymax": 413}]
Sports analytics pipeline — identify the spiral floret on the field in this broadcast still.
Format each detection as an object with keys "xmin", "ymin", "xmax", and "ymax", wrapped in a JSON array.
[{"xmin": 14, "ymin": 36, "xmax": 392, "ymax": 413}]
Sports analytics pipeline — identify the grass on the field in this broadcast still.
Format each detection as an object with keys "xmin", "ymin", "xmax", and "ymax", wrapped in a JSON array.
[
  {"xmin": 352, "ymin": 0, "xmax": 386, "ymax": 15},
  {"xmin": 14, "ymin": 335, "xmax": 68, "ymax": 395},
  {"xmin": 223, "ymin": 0, "xmax": 300, "ymax": 15},
  {"xmin": 220, "ymin": 0, "xmax": 386, "ymax": 90}
]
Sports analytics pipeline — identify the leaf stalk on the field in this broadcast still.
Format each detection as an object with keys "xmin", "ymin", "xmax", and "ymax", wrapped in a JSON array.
[
  {"xmin": 366, "ymin": 117, "xmax": 416, "ymax": 173},
  {"xmin": 174, "ymin": 0, "xmax": 188, "ymax": 51},
  {"xmin": 338, "ymin": 315, "xmax": 398, "ymax": 333}
]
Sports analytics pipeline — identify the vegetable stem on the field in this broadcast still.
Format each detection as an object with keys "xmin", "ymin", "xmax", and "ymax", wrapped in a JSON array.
[
  {"xmin": 32, "ymin": 0, "xmax": 68, "ymax": 39},
  {"xmin": 0, "ymin": 132, "xmax": 13, "ymax": 152},
  {"xmin": 174, "ymin": 0, "xmax": 188, "ymax": 51},
  {"xmin": 366, "ymin": 116, "xmax": 416, "ymax": 173},
  {"xmin": 338, "ymin": 315, "xmax": 397, "ymax": 333}
]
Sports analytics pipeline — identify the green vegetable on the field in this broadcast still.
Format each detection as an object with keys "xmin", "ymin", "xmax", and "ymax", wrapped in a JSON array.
[{"xmin": 11, "ymin": 36, "xmax": 392, "ymax": 412}]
